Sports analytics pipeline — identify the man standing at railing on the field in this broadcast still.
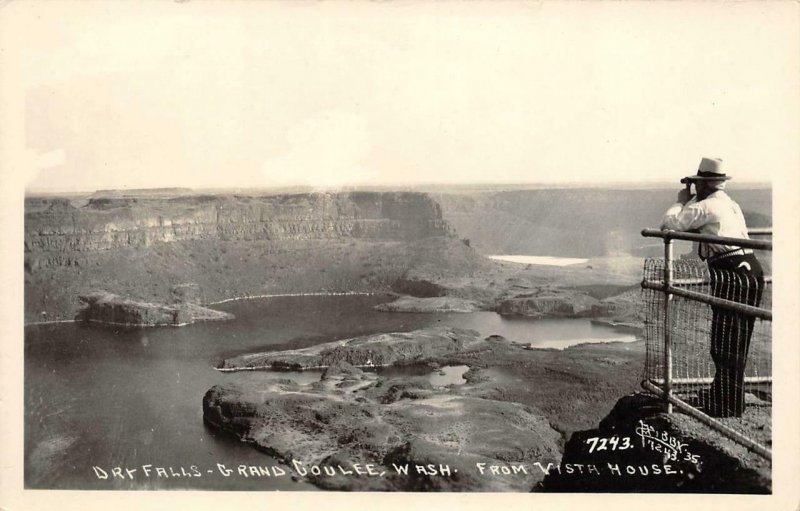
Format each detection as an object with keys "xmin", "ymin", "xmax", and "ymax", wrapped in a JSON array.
[{"xmin": 660, "ymin": 157, "xmax": 765, "ymax": 417}]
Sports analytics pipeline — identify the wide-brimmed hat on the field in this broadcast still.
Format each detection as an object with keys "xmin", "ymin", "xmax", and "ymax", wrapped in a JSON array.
[{"xmin": 684, "ymin": 157, "xmax": 732, "ymax": 181}]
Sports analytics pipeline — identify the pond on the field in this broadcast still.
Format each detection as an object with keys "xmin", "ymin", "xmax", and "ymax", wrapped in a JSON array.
[{"xmin": 487, "ymin": 255, "xmax": 590, "ymax": 266}]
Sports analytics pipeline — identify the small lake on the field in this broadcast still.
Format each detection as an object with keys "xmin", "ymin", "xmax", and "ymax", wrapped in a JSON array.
[
  {"xmin": 487, "ymin": 255, "xmax": 590, "ymax": 266},
  {"xmin": 24, "ymin": 294, "xmax": 636, "ymax": 490}
]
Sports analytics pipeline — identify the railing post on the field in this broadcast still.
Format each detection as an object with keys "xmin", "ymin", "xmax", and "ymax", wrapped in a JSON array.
[{"xmin": 663, "ymin": 236, "xmax": 674, "ymax": 414}]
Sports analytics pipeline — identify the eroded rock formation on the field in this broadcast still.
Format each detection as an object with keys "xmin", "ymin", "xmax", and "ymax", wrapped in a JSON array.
[
  {"xmin": 204, "ymin": 357, "xmax": 563, "ymax": 491},
  {"xmin": 218, "ymin": 326, "xmax": 481, "ymax": 371},
  {"xmin": 78, "ymin": 290, "xmax": 234, "ymax": 326},
  {"xmin": 374, "ymin": 296, "xmax": 482, "ymax": 313},
  {"xmin": 538, "ymin": 393, "xmax": 771, "ymax": 493}
]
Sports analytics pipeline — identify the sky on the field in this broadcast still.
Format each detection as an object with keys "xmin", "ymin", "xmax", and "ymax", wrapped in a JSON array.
[{"xmin": 3, "ymin": 1, "xmax": 798, "ymax": 192}]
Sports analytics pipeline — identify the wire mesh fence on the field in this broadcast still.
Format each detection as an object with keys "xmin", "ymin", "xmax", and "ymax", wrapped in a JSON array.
[{"xmin": 643, "ymin": 255, "xmax": 772, "ymax": 449}]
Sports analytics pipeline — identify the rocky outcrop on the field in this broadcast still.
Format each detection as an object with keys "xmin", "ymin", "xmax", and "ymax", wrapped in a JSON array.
[
  {"xmin": 495, "ymin": 292, "xmax": 599, "ymax": 317},
  {"xmin": 203, "ymin": 325, "xmax": 659, "ymax": 491},
  {"xmin": 374, "ymin": 296, "xmax": 481, "ymax": 313},
  {"xmin": 538, "ymin": 393, "xmax": 771, "ymax": 493},
  {"xmin": 217, "ymin": 326, "xmax": 482, "ymax": 371},
  {"xmin": 203, "ymin": 359, "xmax": 563, "ymax": 491},
  {"xmin": 587, "ymin": 288, "xmax": 646, "ymax": 330},
  {"xmin": 390, "ymin": 276, "xmax": 448, "ymax": 297},
  {"xmin": 385, "ymin": 269, "xmax": 643, "ymax": 325},
  {"xmin": 78, "ymin": 291, "xmax": 233, "ymax": 326}
]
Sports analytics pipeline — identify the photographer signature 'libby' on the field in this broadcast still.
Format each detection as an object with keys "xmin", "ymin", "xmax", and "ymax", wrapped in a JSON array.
[{"xmin": 583, "ymin": 420, "xmax": 701, "ymax": 466}]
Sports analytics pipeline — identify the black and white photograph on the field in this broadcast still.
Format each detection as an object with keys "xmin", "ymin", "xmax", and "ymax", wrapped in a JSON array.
[{"xmin": 1, "ymin": 1, "xmax": 798, "ymax": 509}]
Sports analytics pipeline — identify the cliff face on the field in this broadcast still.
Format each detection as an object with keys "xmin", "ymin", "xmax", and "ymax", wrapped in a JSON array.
[
  {"xmin": 24, "ymin": 192, "xmax": 462, "ymax": 323},
  {"xmin": 25, "ymin": 192, "xmax": 451, "ymax": 269}
]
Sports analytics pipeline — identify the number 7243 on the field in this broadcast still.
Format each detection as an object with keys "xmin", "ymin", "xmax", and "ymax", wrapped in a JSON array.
[{"xmin": 585, "ymin": 436, "xmax": 632, "ymax": 453}]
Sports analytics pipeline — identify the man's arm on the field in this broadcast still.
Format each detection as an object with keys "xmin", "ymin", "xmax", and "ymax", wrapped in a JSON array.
[{"xmin": 660, "ymin": 200, "xmax": 709, "ymax": 231}]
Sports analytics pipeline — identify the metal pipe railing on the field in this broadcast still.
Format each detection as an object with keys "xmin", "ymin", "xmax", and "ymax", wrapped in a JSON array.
[
  {"xmin": 649, "ymin": 376, "xmax": 772, "ymax": 385},
  {"xmin": 641, "ymin": 280, "xmax": 772, "ymax": 320},
  {"xmin": 641, "ymin": 226, "xmax": 772, "ymax": 460},
  {"xmin": 641, "ymin": 228, "xmax": 772, "ymax": 251},
  {"xmin": 671, "ymin": 276, "xmax": 772, "ymax": 286},
  {"xmin": 663, "ymin": 238, "xmax": 674, "ymax": 413}
]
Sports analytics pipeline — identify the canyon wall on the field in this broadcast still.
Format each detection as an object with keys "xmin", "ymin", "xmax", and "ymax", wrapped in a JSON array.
[
  {"xmin": 24, "ymin": 192, "xmax": 474, "ymax": 323},
  {"xmin": 25, "ymin": 192, "xmax": 451, "ymax": 270}
]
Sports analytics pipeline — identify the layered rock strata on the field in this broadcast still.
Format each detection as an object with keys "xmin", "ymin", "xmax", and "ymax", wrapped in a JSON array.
[{"xmin": 25, "ymin": 192, "xmax": 451, "ymax": 264}]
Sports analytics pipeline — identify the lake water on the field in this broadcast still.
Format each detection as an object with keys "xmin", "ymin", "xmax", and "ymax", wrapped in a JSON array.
[
  {"xmin": 487, "ymin": 255, "xmax": 590, "ymax": 266},
  {"xmin": 24, "ymin": 294, "xmax": 636, "ymax": 490}
]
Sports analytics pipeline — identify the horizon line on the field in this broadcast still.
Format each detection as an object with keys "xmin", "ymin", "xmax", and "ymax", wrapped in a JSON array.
[{"xmin": 25, "ymin": 180, "xmax": 773, "ymax": 196}]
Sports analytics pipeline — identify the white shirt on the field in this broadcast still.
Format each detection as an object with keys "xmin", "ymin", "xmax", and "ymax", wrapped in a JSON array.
[{"xmin": 660, "ymin": 190, "xmax": 751, "ymax": 260}]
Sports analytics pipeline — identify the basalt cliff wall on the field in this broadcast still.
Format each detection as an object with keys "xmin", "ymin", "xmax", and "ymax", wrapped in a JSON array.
[
  {"xmin": 25, "ymin": 192, "xmax": 451, "ymax": 268},
  {"xmin": 24, "ymin": 192, "xmax": 475, "ymax": 323}
]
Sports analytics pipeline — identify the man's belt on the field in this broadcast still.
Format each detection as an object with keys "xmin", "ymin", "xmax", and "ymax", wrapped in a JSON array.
[{"xmin": 707, "ymin": 248, "xmax": 754, "ymax": 263}]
